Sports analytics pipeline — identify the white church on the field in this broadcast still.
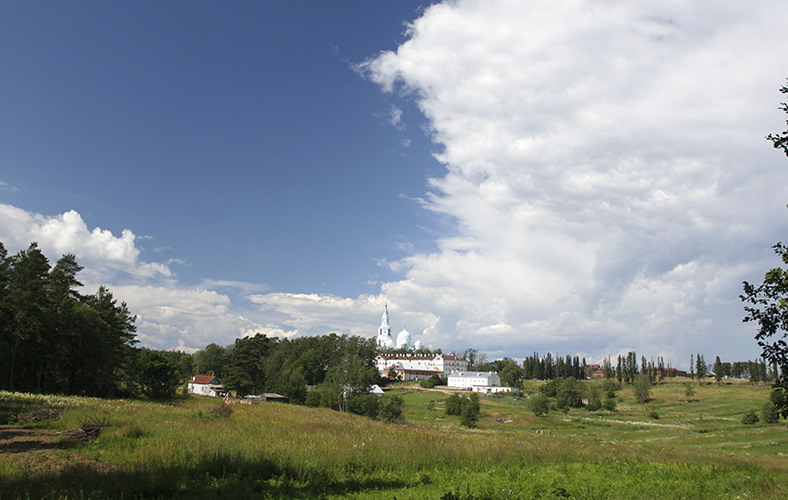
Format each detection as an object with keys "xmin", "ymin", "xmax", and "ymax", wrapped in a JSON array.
[
  {"xmin": 374, "ymin": 303, "xmax": 469, "ymax": 381},
  {"xmin": 375, "ymin": 303, "xmax": 422, "ymax": 351}
]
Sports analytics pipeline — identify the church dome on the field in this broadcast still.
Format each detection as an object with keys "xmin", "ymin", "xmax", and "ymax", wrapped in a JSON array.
[
  {"xmin": 385, "ymin": 336, "xmax": 395, "ymax": 348},
  {"xmin": 396, "ymin": 328, "xmax": 411, "ymax": 349},
  {"xmin": 414, "ymin": 339, "xmax": 423, "ymax": 350}
]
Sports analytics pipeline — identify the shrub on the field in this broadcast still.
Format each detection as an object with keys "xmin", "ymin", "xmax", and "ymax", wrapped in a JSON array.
[
  {"xmin": 770, "ymin": 389, "xmax": 787, "ymax": 419},
  {"xmin": 648, "ymin": 410, "xmax": 659, "ymax": 419},
  {"xmin": 211, "ymin": 404, "xmax": 233, "ymax": 418},
  {"xmin": 600, "ymin": 379, "xmax": 620, "ymax": 393},
  {"xmin": 460, "ymin": 393, "xmax": 480, "ymax": 428},
  {"xmin": 539, "ymin": 378, "xmax": 563, "ymax": 397},
  {"xmin": 379, "ymin": 395, "xmax": 404, "ymax": 422},
  {"xmin": 602, "ymin": 398, "xmax": 617, "ymax": 411},
  {"xmin": 528, "ymin": 393, "xmax": 550, "ymax": 416},
  {"xmin": 741, "ymin": 410, "xmax": 759, "ymax": 425},
  {"xmin": 445, "ymin": 394, "xmax": 465, "ymax": 416},
  {"xmin": 586, "ymin": 397, "xmax": 602, "ymax": 412},
  {"xmin": 762, "ymin": 401, "xmax": 780, "ymax": 424},
  {"xmin": 349, "ymin": 394, "xmax": 380, "ymax": 419},
  {"xmin": 304, "ymin": 390, "xmax": 321, "ymax": 407}
]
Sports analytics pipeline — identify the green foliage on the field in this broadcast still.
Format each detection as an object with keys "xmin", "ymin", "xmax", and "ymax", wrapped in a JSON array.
[
  {"xmin": 741, "ymin": 409, "xmax": 760, "ymax": 425},
  {"xmin": 499, "ymin": 362, "xmax": 525, "ymax": 388},
  {"xmin": 555, "ymin": 378, "xmax": 584, "ymax": 409},
  {"xmin": 633, "ymin": 373, "xmax": 652, "ymax": 404},
  {"xmin": 741, "ymin": 241, "xmax": 788, "ymax": 410},
  {"xmin": 444, "ymin": 393, "xmax": 481, "ymax": 427},
  {"xmin": 349, "ymin": 394, "xmax": 380, "ymax": 419},
  {"xmin": 445, "ymin": 393, "xmax": 465, "ymax": 416},
  {"xmin": 131, "ymin": 349, "xmax": 181, "ymax": 399},
  {"xmin": 648, "ymin": 410, "xmax": 660, "ymax": 419},
  {"xmin": 684, "ymin": 382, "xmax": 696, "ymax": 397},
  {"xmin": 0, "ymin": 243, "xmax": 138, "ymax": 397},
  {"xmin": 379, "ymin": 395, "xmax": 404, "ymax": 422},
  {"xmin": 602, "ymin": 398, "xmax": 617, "ymax": 411},
  {"xmin": 762, "ymin": 401, "xmax": 780, "ymax": 423},
  {"xmin": 539, "ymin": 378, "xmax": 563, "ymax": 397},
  {"xmin": 460, "ymin": 393, "xmax": 480, "ymax": 428},
  {"xmin": 528, "ymin": 393, "xmax": 550, "ymax": 416}
]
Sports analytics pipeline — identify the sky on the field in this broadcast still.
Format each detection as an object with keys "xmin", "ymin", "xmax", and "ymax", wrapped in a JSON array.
[{"xmin": 1, "ymin": 0, "xmax": 787, "ymax": 368}]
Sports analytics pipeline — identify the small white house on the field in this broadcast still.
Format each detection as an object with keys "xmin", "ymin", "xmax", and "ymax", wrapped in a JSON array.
[
  {"xmin": 447, "ymin": 371, "xmax": 501, "ymax": 389},
  {"xmin": 187, "ymin": 375, "xmax": 226, "ymax": 397}
]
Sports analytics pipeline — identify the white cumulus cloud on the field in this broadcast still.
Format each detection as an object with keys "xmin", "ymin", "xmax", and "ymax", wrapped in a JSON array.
[{"xmin": 354, "ymin": 0, "xmax": 788, "ymax": 363}]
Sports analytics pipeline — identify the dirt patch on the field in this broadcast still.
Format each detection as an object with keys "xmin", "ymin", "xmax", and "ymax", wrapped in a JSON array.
[{"xmin": 0, "ymin": 426, "xmax": 118, "ymax": 475}]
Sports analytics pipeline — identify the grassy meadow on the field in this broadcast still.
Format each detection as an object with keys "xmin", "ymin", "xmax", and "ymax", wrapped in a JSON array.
[{"xmin": 0, "ymin": 378, "xmax": 786, "ymax": 499}]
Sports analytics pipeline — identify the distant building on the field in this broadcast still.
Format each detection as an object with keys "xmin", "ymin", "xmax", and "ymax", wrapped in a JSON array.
[
  {"xmin": 376, "ymin": 354, "xmax": 469, "ymax": 381},
  {"xmin": 447, "ymin": 372, "xmax": 501, "ymax": 389},
  {"xmin": 187, "ymin": 375, "xmax": 227, "ymax": 397},
  {"xmin": 374, "ymin": 303, "xmax": 423, "ymax": 351}
]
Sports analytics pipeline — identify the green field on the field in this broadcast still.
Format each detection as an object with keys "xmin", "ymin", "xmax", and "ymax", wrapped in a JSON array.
[{"xmin": 1, "ymin": 379, "xmax": 786, "ymax": 499}]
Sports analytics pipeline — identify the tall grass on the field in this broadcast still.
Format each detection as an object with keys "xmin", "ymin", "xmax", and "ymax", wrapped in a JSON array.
[{"xmin": 0, "ymin": 380, "xmax": 786, "ymax": 499}]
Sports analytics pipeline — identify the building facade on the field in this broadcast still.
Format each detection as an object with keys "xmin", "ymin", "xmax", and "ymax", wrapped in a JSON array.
[{"xmin": 447, "ymin": 371, "xmax": 501, "ymax": 389}]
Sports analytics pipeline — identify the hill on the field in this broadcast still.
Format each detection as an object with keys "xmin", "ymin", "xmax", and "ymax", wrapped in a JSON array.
[{"xmin": 1, "ymin": 379, "xmax": 786, "ymax": 499}]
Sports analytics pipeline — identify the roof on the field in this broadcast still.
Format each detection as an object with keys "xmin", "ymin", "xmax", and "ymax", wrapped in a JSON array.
[
  {"xmin": 191, "ymin": 375, "xmax": 221, "ymax": 385},
  {"xmin": 450, "ymin": 372, "xmax": 499, "ymax": 378}
]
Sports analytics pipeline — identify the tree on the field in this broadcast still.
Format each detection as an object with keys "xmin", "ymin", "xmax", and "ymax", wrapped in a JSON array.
[
  {"xmin": 460, "ymin": 393, "xmax": 481, "ymax": 428},
  {"xmin": 528, "ymin": 393, "xmax": 550, "ymax": 416},
  {"xmin": 741, "ymin": 243, "xmax": 788, "ymax": 413},
  {"xmin": 499, "ymin": 362, "xmax": 525, "ymax": 388},
  {"xmin": 633, "ymin": 373, "xmax": 652, "ymax": 404},
  {"xmin": 379, "ymin": 395, "xmax": 404, "ymax": 421},
  {"xmin": 766, "ymin": 79, "xmax": 788, "ymax": 157},
  {"xmin": 713, "ymin": 356, "xmax": 724, "ymax": 384},
  {"xmin": 132, "ymin": 349, "xmax": 180, "ymax": 399},
  {"xmin": 193, "ymin": 343, "xmax": 226, "ymax": 378}
]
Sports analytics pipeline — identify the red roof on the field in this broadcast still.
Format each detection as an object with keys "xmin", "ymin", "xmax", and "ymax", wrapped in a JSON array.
[{"xmin": 191, "ymin": 375, "xmax": 220, "ymax": 385}]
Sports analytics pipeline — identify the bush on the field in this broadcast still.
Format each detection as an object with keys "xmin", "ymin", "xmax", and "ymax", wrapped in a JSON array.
[
  {"xmin": 586, "ymin": 397, "xmax": 602, "ymax": 412},
  {"xmin": 600, "ymin": 379, "xmax": 620, "ymax": 393},
  {"xmin": 528, "ymin": 393, "xmax": 550, "ymax": 416},
  {"xmin": 741, "ymin": 409, "xmax": 759, "ymax": 425},
  {"xmin": 211, "ymin": 404, "xmax": 233, "ymax": 418},
  {"xmin": 379, "ymin": 395, "xmax": 404, "ymax": 422},
  {"xmin": 648, "ymin": 410, "xmax": 659, "ymax": 419},
  {"xmin": 539, "ymin": 378, "xmax": 563, "ymax": 397},
  {"xmin": 602, "ymin": 398, "xmax": 617, "ymax": 411},
  {"xmin": 349, "ymin": 394, "xmax": 380, "ymax": 419},
  {"xmin": 770, "ymin": 389, "xmax": 787, "ymax": 419},
  {"xmin": 762, "ymin": 401, "xmax": 780, "ymax": 424},
  {"xmin": 445, "ymin": 394, "xmax": 465, "ymax": 416},
  {"xmin": 460, "ymin": 393, "xmax": 480, "ymax": 428},
  {"xmin": 304, "ymin": 390, "xmax": 321, "ymax": 407}
]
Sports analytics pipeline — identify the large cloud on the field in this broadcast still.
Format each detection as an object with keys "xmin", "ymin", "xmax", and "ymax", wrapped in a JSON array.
[{"xmin": 356, "ymin": 0, "xmax": 788, "ymax": 362}]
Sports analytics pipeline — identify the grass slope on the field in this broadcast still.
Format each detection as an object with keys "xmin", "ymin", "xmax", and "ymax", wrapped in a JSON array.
[{"xmin": 0, "ymin": 379, "xmax": 786, "ymax": 499}]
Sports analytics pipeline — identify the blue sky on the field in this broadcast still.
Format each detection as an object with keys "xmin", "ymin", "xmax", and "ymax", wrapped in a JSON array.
[
  {"xmin": 1, "ymin": 1, "xmax": 438, "ymax": 295},
  {"xmin": 2, "ymin": 1, "xmax": 788, "ymax": 367}
]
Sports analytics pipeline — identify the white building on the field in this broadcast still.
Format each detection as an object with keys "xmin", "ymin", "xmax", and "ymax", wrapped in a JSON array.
[
  {"xmin": 187, "ymin": 375, "xmax": 227, "ymax": 397},
  {"xmin": 376, "ymin": 354, "xmax": 469, "ymax": 381},
  {"xmin": 447, "ymin": 372, "xmax": 501, "ymax": 389}
]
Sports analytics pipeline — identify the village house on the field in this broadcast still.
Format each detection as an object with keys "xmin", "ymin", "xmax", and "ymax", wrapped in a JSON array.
[{"xmin": 187, "ymin": 375, "xmax": 227, "ymax": 397}]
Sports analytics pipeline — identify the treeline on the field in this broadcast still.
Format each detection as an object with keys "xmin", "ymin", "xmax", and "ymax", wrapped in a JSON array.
[
  {"xmin": 193, "ymin": 333, "xmax": 380, "ymax": 402},
  {"xmin": 0, "ymin": 242, "xmax": 138, "ymax": 396},
  {"xmin": 469, "ymin": 350, "xmax": 779, "ymax": 388}
]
